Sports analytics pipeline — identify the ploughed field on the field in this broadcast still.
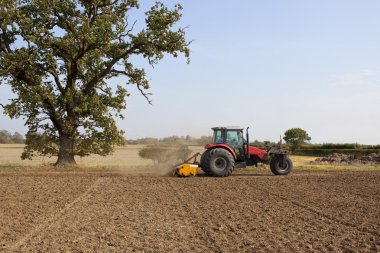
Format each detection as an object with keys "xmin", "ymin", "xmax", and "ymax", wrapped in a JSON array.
[{"xmin": 0, "ymin": 169, "xmax": 379, "ymax": 252}]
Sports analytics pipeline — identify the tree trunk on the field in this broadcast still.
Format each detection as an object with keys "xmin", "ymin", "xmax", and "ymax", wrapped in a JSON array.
[{"xmin": 55, "ymin": 134, "xmax": 76, "ymax": 166}]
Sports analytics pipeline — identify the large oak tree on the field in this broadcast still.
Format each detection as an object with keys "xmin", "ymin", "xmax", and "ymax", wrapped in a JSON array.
[{"xmin": 0, "ymin": 0, "xmax": 190, "ymax": 166}]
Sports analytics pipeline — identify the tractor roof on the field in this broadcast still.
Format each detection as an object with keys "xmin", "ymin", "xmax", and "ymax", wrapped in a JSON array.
[{"xmin": 212, "ymin": 126, "xmax": 243, "ymax": 131}]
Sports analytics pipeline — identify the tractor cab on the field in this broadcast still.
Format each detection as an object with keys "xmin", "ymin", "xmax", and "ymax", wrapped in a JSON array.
[{"xmin": 212, "ymin": 127, "xmax": 246, "ymax": 160}]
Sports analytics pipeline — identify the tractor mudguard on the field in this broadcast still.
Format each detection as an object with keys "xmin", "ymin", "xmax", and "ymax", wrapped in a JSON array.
[
  {"xmin": 267, "ymin": 146, "xmax": 286, "ymax": 155},
  {"xmin": 204, "ymin": 143, "xmax": 237, "ymax": 160}
]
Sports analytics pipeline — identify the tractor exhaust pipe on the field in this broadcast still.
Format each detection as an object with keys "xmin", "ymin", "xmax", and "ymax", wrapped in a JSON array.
[{"xmin": 246, "ymin": 126, "xmax": 250, "ymax": 160}]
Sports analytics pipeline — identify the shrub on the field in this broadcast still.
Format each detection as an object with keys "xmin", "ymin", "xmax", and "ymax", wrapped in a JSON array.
[{"xmin": 138, "ymin": 145, "xmax": 191, "ymax": 165}]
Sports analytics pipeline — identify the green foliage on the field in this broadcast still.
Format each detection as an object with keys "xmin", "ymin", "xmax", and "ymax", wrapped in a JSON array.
[
  {"xmin": 293, "ymin": 143, "xmax": 380, "ymax": 156},
  {"xmin": 319, "ymin": 143, "xmax": 358, "ymax": 149},
  {"xmin": 283, "ymin": 128, "xmax": 311, "ymax": 152},
  {"xmin": 293, "ymin": 149, "xmax": 380, "ymax": 157},
  {"xmin": 0, "ymin": 130, "xmax": 25, "ymax": 144},
  {"xmin": 0, "ymin": 1, "xmax": 190, "ymax": 164},
  {"xmin": 312, "ymin": 143, "xmax": 380, "ymax": 150},
  {"xmin": 138, "ymin": 144, "xmax": 191, "ymax": 165}
]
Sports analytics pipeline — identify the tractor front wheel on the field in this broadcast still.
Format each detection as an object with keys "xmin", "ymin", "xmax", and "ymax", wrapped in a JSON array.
[
  {"xmin": 270, "ymin": 155, "xmax": 293, "ymax": 175},
  {"xmin": 201, "ymin": 148, "xmax": 235, "ymax": 177}
]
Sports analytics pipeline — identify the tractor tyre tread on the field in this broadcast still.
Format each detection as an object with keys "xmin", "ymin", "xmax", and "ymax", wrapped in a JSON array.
[
  {"xmin": 201, "ymin": 148, "xmax": 235, "ymax": 177},
  {"xmin": 270, "ymin": 155, "xmax": 293, "ymax": 175}
]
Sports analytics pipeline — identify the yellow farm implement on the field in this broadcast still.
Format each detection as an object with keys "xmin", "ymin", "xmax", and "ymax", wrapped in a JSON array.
[{"xmin": 174, "ymin": 152, "xmax": 202, "ymax": 177}]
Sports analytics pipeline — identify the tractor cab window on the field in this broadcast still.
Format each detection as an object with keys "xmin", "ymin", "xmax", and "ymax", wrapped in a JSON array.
[
  {"xmin": 226, "ymin": 130, "xmax": 244, "ymax": 156},
  {"xmin": 213, "ymin": 130, "xmax": 224, "ymax": 143},
  {"xmin": 226, "ymin": 131, "xmax": 243, "ymax": 147}
]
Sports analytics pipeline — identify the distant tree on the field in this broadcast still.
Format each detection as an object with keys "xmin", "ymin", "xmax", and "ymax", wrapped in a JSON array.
[
  {"xmin": 161, "ymin": 136, "xmax": 183, "ymax": 145},
  {"xmin": 11, "ymin": 132, "xmax": 25, "ymax": 144},
  {"xmin": 0, "ymin": 1, "xmax": 190, "ymax": 166},
  {"xmin": 263, "ymin": 140, "xmax": 276, "ymax": 150},
  {"xmin": 185, "ymin": 135, "xmax": 192, "ymax": 142},
  {"xmin": 127, "ymin": 137, "xmax": 159, "ymax": 145},
  {"xmin": 283, "ymin": 128, "xmax": 311, "ymax": 152},
  {"xmin": 196, "ymin": 136, "xmax": 212, "ymax": 146},
  {"xmin": 0, "ymin": 130, "xmax": 25, "ymax": 143},
  {"xmin": 0, "ymin": 130, "xmax": 12, "ymax": 143}
]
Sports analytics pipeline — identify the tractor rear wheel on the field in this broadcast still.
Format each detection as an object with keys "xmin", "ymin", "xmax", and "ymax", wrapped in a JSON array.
[
  {"xmin": 201, "ymin": 148, "xmax": 235, "ymax": 177},
  {"xmin": 270, "ymin": 155, "xmax": 293, "ymax": 175}
]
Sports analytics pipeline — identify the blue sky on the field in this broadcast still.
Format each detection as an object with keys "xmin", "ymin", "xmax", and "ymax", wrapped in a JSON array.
[{"xmin": 1, "ymin": 0, "xmax": 380, "ymax": 144}]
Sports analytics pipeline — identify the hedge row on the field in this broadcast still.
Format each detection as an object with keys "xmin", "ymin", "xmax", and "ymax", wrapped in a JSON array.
[
  {"xmin": 293, "ymin": 149, "xmax": 380, "ymax": 157},
  {"xmin": 299, "ymin": 144, "xmax": 380, "ymax": 150}
]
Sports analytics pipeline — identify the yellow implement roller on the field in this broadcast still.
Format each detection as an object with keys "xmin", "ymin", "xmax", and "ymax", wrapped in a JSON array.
[
  {"xmin": 175, "ymin": 163, "xmax": 199, "ymax": 177},
  {"xmin": 174, "ymin": 152, "xmax": 201, "ymax": 177}
]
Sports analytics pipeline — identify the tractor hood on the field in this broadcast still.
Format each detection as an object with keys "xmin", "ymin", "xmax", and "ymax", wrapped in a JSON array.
[{"xmin": 248, "ymin": 146, "xmax": 268, "ymax": 160}]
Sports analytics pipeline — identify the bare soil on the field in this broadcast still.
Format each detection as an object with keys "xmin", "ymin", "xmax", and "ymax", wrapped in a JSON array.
[{"xmin": 0, "ymin": 169, "xmax": 379, "ymax": 252}]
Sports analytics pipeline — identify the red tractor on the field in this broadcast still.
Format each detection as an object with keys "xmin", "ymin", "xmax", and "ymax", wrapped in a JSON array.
[{"xmin": 199, "ymin": 126, "xmax": 293, "ymax": 176}]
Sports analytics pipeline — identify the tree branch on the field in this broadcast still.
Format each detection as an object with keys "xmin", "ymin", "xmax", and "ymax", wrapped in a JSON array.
[
  {"xmin": 49, "ymin": 69, "xmax": 64, "ymax": 93},
  {"xmin": 66, "ymin": 60, "xmax": 78, "ymax": 90},
  {"xmin": 136, "ymin": 83, "xmax": 153, "ymax": 105},
  {"xmin": 118, "ymin": 20, "xmax": 137, "ymax": 42},
  {"xmin": 52, "ymin": 9, "xmax": 75, "ymax": 34},
  {"xmin": 83, "ymin": 43, "xmax": 142, "ymax": 95},
  {"xmin": 0, "ymin": 26, "xmax": 13, "ymax": 53},
  {"xmin": 35, "ymin": 63, "xmax": 64, "ymax": 94},
  {"xmin": 110, "ymin": 69, "xmax": 152, "ymax": 105}
]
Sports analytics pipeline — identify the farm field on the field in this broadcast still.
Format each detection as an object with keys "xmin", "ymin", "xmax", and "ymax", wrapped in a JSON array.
[
  {"xmin": 0, "ymin": 144, "xmax": 204, "ymax": 171},
  {"xmin": 0, "ymin": 170, "xmax": 379, "ymax": 252},
  {"xmin": 0, "ymin": 145, "xmax": 379, "ymax": 252}
]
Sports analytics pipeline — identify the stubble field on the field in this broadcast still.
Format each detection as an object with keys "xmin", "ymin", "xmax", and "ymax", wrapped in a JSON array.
[{"xmin": 0, "ymin": 145, "xmax": 379, "ymax": 252}]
